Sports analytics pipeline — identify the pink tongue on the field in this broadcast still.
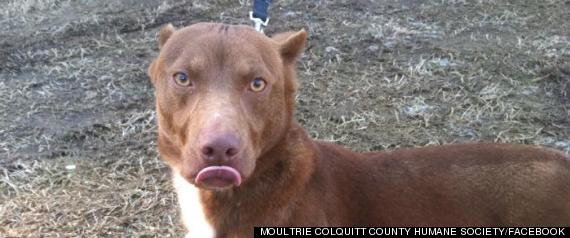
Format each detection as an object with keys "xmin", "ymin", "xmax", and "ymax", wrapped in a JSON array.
[{"xmin": 195, "ymin": 166, "xmax": 242, "ymax": 189}]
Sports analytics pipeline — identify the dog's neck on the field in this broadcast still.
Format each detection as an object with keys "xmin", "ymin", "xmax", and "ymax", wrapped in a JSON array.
[{"xmin": 197, "ymin": 122, "xmax": 316, "ymax": 233}]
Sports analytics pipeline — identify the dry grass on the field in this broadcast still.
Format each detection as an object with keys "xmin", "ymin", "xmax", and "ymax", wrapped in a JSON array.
[
  {"xmin": 1, "ymin": 0, "xmax": 569, "ymax": 237},
  {"xmin": 1, "ymin": 156, "xmax": 180, "ymax": 237}
]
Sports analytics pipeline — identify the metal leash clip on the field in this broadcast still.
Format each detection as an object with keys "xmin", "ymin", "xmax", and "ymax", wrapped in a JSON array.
[{"xmin": 249, "ymin": 11, "xmax": 269, "ymax": 34}]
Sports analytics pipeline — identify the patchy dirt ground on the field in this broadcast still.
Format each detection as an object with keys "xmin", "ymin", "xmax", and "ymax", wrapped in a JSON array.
[{"xmin": 1, "ymin": 0, "xmax": 569, "ymax": 236}]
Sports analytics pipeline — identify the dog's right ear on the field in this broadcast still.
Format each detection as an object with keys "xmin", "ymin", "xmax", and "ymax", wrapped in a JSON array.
[
  {"xmin": 159, "ymin": 24, "xmax": 176, "ymax": 49},
  {"xmin": 149, "ymin": 24, "xmax": 175, "ymax": 84}
]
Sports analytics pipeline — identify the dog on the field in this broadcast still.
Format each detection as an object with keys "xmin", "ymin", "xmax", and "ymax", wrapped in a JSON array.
[{"xmin": 147, "ymin": 23, "xmax": 570, "ymax": 237}]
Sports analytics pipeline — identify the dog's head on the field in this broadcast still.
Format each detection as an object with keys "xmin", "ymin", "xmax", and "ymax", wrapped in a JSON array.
[{"xmin": 148, "ymin": 23, "xmax": 306, "ymax": 190}]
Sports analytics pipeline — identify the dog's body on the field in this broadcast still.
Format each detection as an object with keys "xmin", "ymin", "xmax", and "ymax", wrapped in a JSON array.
[{"xmin": 148, "ymin": 23, "xmax": 570, "ymax": 237}]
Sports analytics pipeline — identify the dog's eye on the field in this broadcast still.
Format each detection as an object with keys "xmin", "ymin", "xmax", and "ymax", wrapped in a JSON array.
[
  {"xmin": 173, "ymin": 72, "xmax": 192, "ymax": 87},
  {"xmin": 249, "ymin": 77, "xmax": 266, "ymax": 92}
]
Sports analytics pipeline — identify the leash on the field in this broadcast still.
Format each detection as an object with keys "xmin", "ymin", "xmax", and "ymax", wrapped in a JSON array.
[{"xmin": 249, "ymin": 0, "xmax": 271, "ymax": 33}]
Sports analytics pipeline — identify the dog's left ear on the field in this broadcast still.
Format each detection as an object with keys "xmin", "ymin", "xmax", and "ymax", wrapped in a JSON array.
[{"xmin": 273, "ymin": 29, "xmax": 307, "ymax": 63}]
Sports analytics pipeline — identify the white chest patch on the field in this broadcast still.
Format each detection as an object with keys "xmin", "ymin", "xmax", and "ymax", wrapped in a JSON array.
[{"xmin": 173, "ymin": 173, "xmax": 215, "ymax": 238}]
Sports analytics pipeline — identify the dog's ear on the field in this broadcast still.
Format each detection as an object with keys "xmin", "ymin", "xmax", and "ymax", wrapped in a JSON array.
[
  {"xmin": 159, "ymin": 24, "xmax": 176, "ymax": 49},
  {"xmin": 273, "ymin": 29, "xmax": 307, "ymax": 63},
  {"xmin": 149, "ymin": 24, "xmax": 175, "ymax": 84}
]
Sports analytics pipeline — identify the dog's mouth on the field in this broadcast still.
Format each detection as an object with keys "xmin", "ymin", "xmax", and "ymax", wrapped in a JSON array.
[{"xmin": 195, "ymin": 166, "xmax": 242, "ymax": 190}]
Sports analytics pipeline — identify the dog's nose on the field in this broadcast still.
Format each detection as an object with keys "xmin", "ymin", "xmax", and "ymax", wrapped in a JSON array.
[{"xmin": 200, "ymin": 134, "xmax": 240, "ymax": 163}]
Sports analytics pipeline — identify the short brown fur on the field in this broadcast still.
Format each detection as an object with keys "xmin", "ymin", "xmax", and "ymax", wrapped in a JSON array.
[{"xmin": 148, "ymin": 23, "xmax": 570, "ymax": 237}]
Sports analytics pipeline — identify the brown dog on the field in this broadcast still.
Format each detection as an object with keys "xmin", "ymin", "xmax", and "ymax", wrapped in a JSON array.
[{"xmin": 148, "ymin": 23, "xmax": 570, "ymax": 237}]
